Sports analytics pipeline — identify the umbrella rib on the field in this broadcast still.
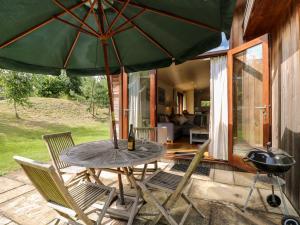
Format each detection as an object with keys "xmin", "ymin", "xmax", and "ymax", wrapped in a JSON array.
[
  {"xmin": 106, "ymin": 0, "xmax": 130, "ymax": 34},
  {"xmin": 88, "ymin": 0, "xmax": 103, "ymax": 34},
  {"xmin": 52, "ymin": 0, "xmax": 100, "ymax": 38},
  {"xmin": 112, "ymin": 26, "xmax": 134, "ymax": 36},
  {"xmin": 64, "ymin": 2, "xmax": 97, "ymax": 68},
  {"xmin": 97, "ymin": 0, "xmax": 106, "ymax": 34},
  {"xmin": 55, "ymin": 16, "xmax": 98, "ymax": 38},
  {"xmin": 111, "ymin": 9, "xmax": 146, "ymax": 36},
  {"xmin": 101, "ymin": 1, "xmax": 123, "ymax": 66},
  {"xmin": 0, "ymin": 1, "xmax": 88, "ymax": 49},
  {"xmin": 105, "ymin": 0, "xmax": 173, "ymax": 59},
  {"xmin": 115, "ymin": 0, "xmax": 220, "ymax": 33}
]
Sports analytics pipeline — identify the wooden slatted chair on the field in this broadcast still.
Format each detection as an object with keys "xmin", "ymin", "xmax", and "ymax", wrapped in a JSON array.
[
  {"xmin": 14, "ymin": 156, "xmax": 116, "ymax": 225},
  {"xmin": 133, "ymin": 127, "xmax": 159, "ymax": 180},
  {"xmin": 43, "ymin": 132, "xmax": 91, "ymax": 186},
  {"xmin": 137, "ymin": 139, "xmax": 210, "ymax": 225}
]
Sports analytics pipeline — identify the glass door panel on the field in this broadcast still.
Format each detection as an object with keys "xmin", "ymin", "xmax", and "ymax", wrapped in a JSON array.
[
  {"xmin": 233, "ymin": 44, "xmax": 264, "ymax": 156},
  {"xmin": 128, "ymin": 71, "xmax": 151, "ymax": 128}
]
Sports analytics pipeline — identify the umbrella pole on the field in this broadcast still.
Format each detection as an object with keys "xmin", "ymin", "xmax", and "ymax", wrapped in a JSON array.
[
  {"xmin": 102, "ymin": 40, "xmax": 126, "ymax": 206},
  {"xmin": 102, "ymin": 41, "xmax": 119, "ymax": 150}
]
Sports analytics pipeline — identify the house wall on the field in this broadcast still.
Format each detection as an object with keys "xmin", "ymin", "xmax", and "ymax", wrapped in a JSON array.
[
  {"xmin": 230, "ymin": 0, "xmax": 300, "ymax": 213},
  {"xmin": 157, "ymin": 79, "xmax": 174, "ymax": 115},
  {"xmin": 270, "ymin": 1, "xmax": 300, "ymax": 213}
]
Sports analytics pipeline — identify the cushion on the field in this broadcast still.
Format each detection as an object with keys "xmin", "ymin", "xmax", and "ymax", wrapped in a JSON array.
[{"xmin": 177, "ymin": 115, "xmax": 188, "ymax": 125}]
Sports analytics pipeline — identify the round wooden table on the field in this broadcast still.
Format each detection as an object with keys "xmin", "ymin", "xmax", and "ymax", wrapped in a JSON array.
[
  {"xmin": 61, "ymin": 139, "xmax": 165, "ymax": 169},
  {"xmin": 60, "ymin": 139, "xmax": 165, "ymax": 225}
]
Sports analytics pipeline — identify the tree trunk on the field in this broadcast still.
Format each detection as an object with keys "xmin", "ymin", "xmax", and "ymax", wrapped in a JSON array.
[{"xmin": 13, "ymin": 101, "xmax": 20, "ymax": 119}]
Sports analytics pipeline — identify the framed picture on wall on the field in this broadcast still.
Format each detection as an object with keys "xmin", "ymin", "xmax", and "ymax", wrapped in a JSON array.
[{"xmin": 158, "ymin": 87, "xmax": 165, "ymax": 104}]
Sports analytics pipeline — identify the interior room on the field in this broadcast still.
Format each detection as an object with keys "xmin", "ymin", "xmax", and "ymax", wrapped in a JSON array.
[{"xmin": 156, "ymin": 58, "xmax": 211, "ymax": 145}]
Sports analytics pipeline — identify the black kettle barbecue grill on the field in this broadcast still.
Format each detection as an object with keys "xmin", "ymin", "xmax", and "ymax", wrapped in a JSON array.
[{"xmin": 242, "ymin": 143, "xmax": 299, "ymax": 225}]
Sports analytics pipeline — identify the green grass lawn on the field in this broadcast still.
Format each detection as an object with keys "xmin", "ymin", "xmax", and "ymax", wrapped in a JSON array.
[{"xmin": 0, "ymin": 97, "xmax": 109, "ymax": 175}]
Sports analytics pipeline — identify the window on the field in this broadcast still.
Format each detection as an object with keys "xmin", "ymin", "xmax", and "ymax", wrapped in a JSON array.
[{"xmin": 201, "ymin": 100, "xmax": 210, "ymax": 107}]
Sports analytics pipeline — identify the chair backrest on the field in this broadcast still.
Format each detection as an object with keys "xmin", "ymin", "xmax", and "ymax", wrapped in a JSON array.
[
  {"xmin": 168, "ymin": 139, "xmax": 210, "ymax": 206},
  {"xmin": 14, "ymin": 156, "xmax": 75, "ymax": 209},
  {"xmin": 43, "ymin": 132, "xmax": 74, "ymax": 171},
  {"xmin": 134, "ymin": 127, "xmax": 157, "ymax": 142},
  {"xmin": 14, "ymin": 156, "xmax": 92, "ymax": 224}
]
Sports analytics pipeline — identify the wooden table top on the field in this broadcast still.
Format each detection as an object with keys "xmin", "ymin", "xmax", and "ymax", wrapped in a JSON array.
[{"xmin": 60, "ymin": 139, "xmax": 165, "ymax": 169}]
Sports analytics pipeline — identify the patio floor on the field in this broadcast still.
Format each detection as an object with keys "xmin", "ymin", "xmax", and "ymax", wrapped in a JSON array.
[{"xmin": 0, "ymin": 161, "xmax": 298, "ymax": 225}]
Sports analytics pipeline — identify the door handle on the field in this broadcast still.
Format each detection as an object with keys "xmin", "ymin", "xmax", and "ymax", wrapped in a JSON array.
[
  {"xmin": 255, "ymin": 105, "xmax": 271, "ymax": 110},
  {"xmin": 255, "ymin": 106, "xmax": 267, "ymax": 109}
]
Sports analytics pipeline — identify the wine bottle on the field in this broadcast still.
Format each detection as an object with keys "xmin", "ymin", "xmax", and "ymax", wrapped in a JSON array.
[{"xmin": 128, "ymin": 124, "xmax": 135, "ymax": 151}]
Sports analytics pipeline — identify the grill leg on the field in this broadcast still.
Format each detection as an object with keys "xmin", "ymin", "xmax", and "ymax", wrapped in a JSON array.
[
  {"xmin": 243, "ymin": 172, "xmax": 259, "ymax": 212},
  {"xmin": 276, "ymin": 176, "xmax": 289, "ymax": 215}
]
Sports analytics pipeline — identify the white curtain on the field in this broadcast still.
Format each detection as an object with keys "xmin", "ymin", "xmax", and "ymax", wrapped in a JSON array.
[
  {"xmin": 209, "ymin": 56, "xmax": 228, "ymax": 160},
  {"xmin": 128, "ymin": 73, "xmax": 142, "ymax": 127}
]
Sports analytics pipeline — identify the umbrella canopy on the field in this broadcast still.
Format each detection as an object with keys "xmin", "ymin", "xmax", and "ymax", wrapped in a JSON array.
[
  {"xmin": 0, "ymin": 0, "xmax": 236, "ymax": 76},
  {"xmin": 0, "ymin": 0, "xmax": 236, "ymax": 150}
]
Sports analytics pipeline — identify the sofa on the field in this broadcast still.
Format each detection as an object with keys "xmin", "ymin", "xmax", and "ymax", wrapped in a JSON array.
[{"xmin": 157, "ymin": 114, "xmax": 196, "ymax": 142}]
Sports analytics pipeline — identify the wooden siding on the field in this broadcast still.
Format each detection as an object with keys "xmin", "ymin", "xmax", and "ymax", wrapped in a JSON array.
[
  {"xmin": 271, "ymin": 1, "xmax": 300, "ymax": 214},
  {"xmin": 230, "ymin": 0, "xmax": 300, "ymax": 213},
  {"xmin": 243, "ymin": 0, "xmax": 293, "ymax": 39}
]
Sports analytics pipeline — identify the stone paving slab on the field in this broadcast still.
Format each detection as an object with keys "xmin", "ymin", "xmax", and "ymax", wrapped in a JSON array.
[
  {"xmin": 188, "ymin": 178, "xmax": 266, "ymax": 211},
  {"xmin": 0, "ymin": 178, "xmax": 24, "ymax": 194},
  {"xmin": 4, "ymin": 170, "xmax": 31, "ymax": 185},
  {"xmin": 233, "ymin": 171, "xmax": 272, "ymax": 189},
  {"xmin": 0, "ymin": 190, "xmax": 58, "ymax": 225},
  {"xmin": 0, "ymin": 215, "xmax": 11, "ymax": 225},
  {"xmin": 213, "ymin": 169, "xmax": 235, "ymax": 185},
  {"xmin": 0, "ymin": 185, "xmax": 34, "ymax": 204},
  {"xmin": 0, "ymin": 214, "xmax": 19, "ymax": 225}
]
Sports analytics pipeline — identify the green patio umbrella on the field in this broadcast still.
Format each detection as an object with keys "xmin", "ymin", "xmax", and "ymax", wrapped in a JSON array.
[{"xmin": 0, "ymin": 0, "xmax": 236, "ymax": 149}]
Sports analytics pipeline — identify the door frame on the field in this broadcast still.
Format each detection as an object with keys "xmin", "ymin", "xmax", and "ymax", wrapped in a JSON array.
[
  {"xmin": 227, "ymin": 34, "xmax": 270, "ymax": 170},
  {"xmin": 121, "ymin": 70, "xmax": 157, "ymax": 138}
]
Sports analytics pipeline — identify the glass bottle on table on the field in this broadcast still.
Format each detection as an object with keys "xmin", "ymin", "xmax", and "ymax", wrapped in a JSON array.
[{"xmin": 128, "ymin": 124, "xmax": 135, "ymax": 151}]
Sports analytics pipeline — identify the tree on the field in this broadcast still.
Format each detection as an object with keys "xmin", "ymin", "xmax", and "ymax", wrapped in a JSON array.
[
  {"xmin": 35, "ymin": 75, "xmax": 68, "ymax": 98},
  {"xmin": 67, "ymin": 76, "xmax": 82, "ymax": 96},
  {"xmin": 81, "ymin": 76, "xmax": 109, "ymax": 117},
  {"xmin": 0, "ymin": 70, "xmax": 33, "ymax": 118}
]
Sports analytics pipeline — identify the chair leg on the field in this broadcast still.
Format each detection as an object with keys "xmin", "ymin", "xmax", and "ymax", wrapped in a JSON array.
[
  {"xmin": 126, "ymin": 168, "xmax": 134, "ymax": 188},
  {"xmin": 127, "ymin": 192, "xmax": 140, "ymax": 225},
  {"xmin": 140, "ymin": 164, "xmax": 148, "ymax": 181},
  {"xmin": 150, "ymin": 194, "xmax": 172, "ymax": 225},
  {"xmin": 65, "ymin": 173, "xmax": 80, "ymax": 186},
  {"xmin": 96, "ymin": 189, "xmax": 116, "ymax": 225},
  {"xmin": 182, "ymin": 193, "xmax": 205, "ymax": 218},
  {"xmin": 88, "ymin": 169, "xmax": 104, "ymax": 185},
  {"xmin": 137, "ymin": 182, "xmax": 178, "ymax": 225}
]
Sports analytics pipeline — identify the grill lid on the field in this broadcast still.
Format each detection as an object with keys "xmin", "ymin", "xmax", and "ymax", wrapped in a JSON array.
[{"xmin": 246, "ymin": 148, "xmax": 295, "ymax": 166}]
